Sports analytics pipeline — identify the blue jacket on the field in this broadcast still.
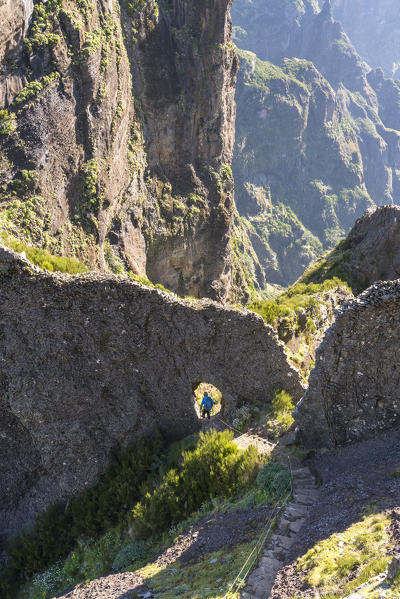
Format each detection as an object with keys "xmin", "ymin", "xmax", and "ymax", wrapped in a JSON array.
[{"xmin": 201, "ymin": 395, "xmax": 215, "ymax": 411}]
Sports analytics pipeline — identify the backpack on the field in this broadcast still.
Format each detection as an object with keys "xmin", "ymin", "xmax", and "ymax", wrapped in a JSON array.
[{"xmin": 203, "ymin": 396, "xmax": 213, "ymax": 411}]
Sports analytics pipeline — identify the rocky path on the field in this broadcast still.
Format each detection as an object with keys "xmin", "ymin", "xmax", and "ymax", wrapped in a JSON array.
[
  {"xmin": 241, "ymin": 465, "xmax": 319, "ymax": 599},
  {"xmin": 233, "ymin": 432, "xmax": 274, "ymax": 456}
]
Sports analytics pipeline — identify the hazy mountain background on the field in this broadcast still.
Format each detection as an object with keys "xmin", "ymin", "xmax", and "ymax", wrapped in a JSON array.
[{"xmin": 231, "ymin": 0, "xmax": 400, "ymax": 287}]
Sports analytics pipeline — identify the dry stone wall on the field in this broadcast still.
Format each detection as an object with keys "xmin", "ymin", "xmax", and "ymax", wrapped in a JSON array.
[
  {"xmin": 296, "ymin": 279, "xmax": 400, "ymax": 448},
  {"xmin": 0, "ymin": 247, "xmax": 304, "ymax": 543}
]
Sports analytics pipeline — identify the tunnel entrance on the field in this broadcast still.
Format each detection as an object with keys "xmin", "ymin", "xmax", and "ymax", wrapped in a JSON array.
[{"xmin": 193, "ymin": 382, "xmax": 223, "ymax": 421}]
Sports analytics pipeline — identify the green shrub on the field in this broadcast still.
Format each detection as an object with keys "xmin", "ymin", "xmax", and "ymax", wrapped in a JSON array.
[
  {"xmin": 131, "ymin": 430, "xmax": 260, "ymax": 537},
  {"xmin": 0, "ymin": 110, "xmax": 16, "ymax": 136},
  {"xmin": 270, "ymin": 389, "xmax": 294, "ymax": 430},
  {"xmin": 112, "ymin": 539, "xmax": 149, "ymax": 571},
  {"xmin": 119, "ymin": 0, "xmax": 146, "ymax": 18},
  {"xmin": 0, "ymin": 435, "xmax": 162, "ymax": 598},
  {"xmin": 14, "ymin": 72, "xmax": 60, "ymax": 106},
  {"xmin": 23, "ymin": 0, "xmax": 62, "ymax": 55},
  {"xmin": 9, "ymin": 170, "xmax": 38, "ymax": 195},
  {"xmin": 0, "ymin": 232, "xmax": 88, "ymax": 275},
  {"xmin": 61, "ymin": 530, "xmax": 123, "ymax": 583},
  {"xmin": 256, "ymin": 462, "xmax": 292, "ymax": 503}
]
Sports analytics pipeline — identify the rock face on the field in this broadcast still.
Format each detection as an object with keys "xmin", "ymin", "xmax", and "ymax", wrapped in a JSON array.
[
  {"xmin": 0, "ymin": 0, "xmax": 240, "ymax": 301},
  {"xmin": 231, "ymin": 0, "xmax": 400, "ymax": 286},
  {"xmin": 296, "ymin": 279, "xmax": 400, "ymax": 448},
  {"xmin": 0, "ymin": 246, "xmax": 303, "ymax": 543},
  {"xmin": 302, "ymin": 206, "xmax": 400, "ymax": 294},
  {"xmin": 330, "ymin": 0, "xmax": 400, "ymax": 79},
  {"xmin": 0, "ymin": 0, "xmax": 33, "ymax": 105}
]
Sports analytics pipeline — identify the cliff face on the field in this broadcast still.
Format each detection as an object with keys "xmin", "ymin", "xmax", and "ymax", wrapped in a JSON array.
[
  {"xmin": 330, "ymin": 0, "xmax": 400, "ymax": 79},
  {"xmin": 0, "ymin": 0, "xmax": 33, "ymax": 105},
  {"xmin": 234, "ymin": 51, "xmax": 372, "ymax": 285},
  {"xmin": 231, "ymin": 0, "xmax": 400, "ymax": 287},
  {"xmin": 0, "ymin": 246, "xmax": 303, "ymax": 543},
  {"xmin": 0, "ymin": 0, "xmax": 239, "ymax": 301},
  {"xmin": 300, "ymin": 206, "xmax": 400, "ymax": 294},
  {"xmin": 296, "ymin": 279, "xmax": 400, "ymax": 448}
]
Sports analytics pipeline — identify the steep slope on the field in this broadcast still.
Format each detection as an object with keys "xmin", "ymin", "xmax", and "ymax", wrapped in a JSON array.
[
  {"xmin": 0, "ymin": 0, "xmax": 240, "ymax": 301},
  {"xmin": 330, "ymin": 0, "xmax": 400, "ymax": 79},
  {"xmin": 301, "ymin": 206, "xmax": 400, "ymax": 294},
  {"xmin": 231, "ymin": 0, "xmax": 400, "ymax": 286},
  {"xmin": 295, "ymin": 215, "xmax": 400, "ymax": 449}
]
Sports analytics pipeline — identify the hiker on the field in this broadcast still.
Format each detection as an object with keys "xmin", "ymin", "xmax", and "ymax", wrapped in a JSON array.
[{"xmin": 200, "ymin": 391, "xmax": 215, "ymax": 419}]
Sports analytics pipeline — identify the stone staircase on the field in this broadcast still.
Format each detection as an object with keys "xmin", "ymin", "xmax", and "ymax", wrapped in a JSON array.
[{"xmin": 241, "ymin": 466, "xmax": 319, "ymax": 599}]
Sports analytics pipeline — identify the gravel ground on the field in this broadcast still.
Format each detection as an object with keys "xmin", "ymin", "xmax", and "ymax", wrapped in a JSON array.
[{"xmin": 269, "ymin": 429, "xmax": 400, "ymax": 598}]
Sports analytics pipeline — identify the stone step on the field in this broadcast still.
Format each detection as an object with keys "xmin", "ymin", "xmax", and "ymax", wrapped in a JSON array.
[
  {"xmin": 253, "ymin": 578, "xmax": 274, "ymax": 598},
  {"xmin": 272, "ymin": 534, "xmax": 296, "ymax": 549},
  {"xmin": 263, "ymin": 548, "xmax": 283, "ymax": 560},
  {"xmin": 292, "ymin": 468, "xmax": 311, "ymax": 477},
  {"xmin": 248, "ymin": 567, "xmax": 266, "ymax": 586},
  {"xmin": 293, "ymin": 492, "xmax": 319, "ymax": 505},
  {"xmin": 259, "ymin": 556, "xmax": 282, "ymax": 571},
  {"xmin": 278, "ymin": 518, "xmax": 291, "ymax": 533},
  {"xmin": 285, "ymin": 505, "xmax": 308, "ymax": 519},
  {"xmin": 289, "ymin": 518, "xmax": 306, "ymax": 534}
]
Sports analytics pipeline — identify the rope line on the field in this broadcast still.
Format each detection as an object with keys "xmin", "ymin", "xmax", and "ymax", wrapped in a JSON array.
[{"xmin": 222, "ymin": 455, "xmax": 294, "ymax": 598}]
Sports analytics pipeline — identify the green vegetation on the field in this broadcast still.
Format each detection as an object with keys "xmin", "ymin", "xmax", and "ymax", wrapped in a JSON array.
[
  {"xmin": 296, "ymin": 512, "xmax": 392, "ymax": 597},
  {"xmin": 248, "ymin": 276, "xmax": 349, "ymax": 329},
  {"xmin": 131, "ymin": 430, "xmax": 261, "ymax": 536},
  {"xmin": 8, "ymin": 430, "xmax": 290, "ymax": 599},
  {"xmin": 266, "ymin": 389, "xmax": 295, "ymax": 438},
  {"xmin": 128, "ymin": 271, "xmax": 173, "ymax": 293},
  {"xmin": 119, "ymin": 0, "xmax": 147, "ymax": 18},
  {"xmin": 0, "ymin": 231, "xmax": 88, "ymax": 274},
  {"xmin": 299, "ymin": 239, "xmax": 364, "ymax": 294},
  {"xmin": 9, "ymin": 170, "xmax": 38, "ymax": 195},
  {"xmin": 23, "ymin": 0, "xmax": 62, "ymax": 55},
  {"xmin": 0, "ymin": 435, "xmax": 162, "ymax": 598},
  {"xmin": 104, "ymin": 239, "xmax": 125, "ymax": 275},
  {"xmin": 14, "ymin": 72, "xmax": 60, "ymax": 107},
  {"xmin": 75, "ymin": 159, "xmax": 101, "ymax": 230},
  {"xmin": 0, "ymin": 110, "xmax": 16, "ymax": 136},
  {"xmin": 74, "ymin": 29, "xmax": 102, "ymax": 64}
]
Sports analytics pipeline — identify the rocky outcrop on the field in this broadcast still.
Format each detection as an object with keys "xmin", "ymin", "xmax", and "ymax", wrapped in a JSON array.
[
  {"xmin": 231, "ymin": 0, "xmax": 400, "ymax": 287},
  {"xmin": 0, "ymin": 0, "xmax": 33, "ymax": 105},
  {"xmin": 0, "ymin": 246, "xmax": 303, "ymax": 543},
  {"xmin": 296, "ymin": 279, "xmax": 400, "ymax": 448},
  {"xmin": 303, "ymin": 206, "xmax": 400, "ymax": 293},
  {"xmin": 0, "ymin": 0, "xmax": 240, "ymax": 301}
]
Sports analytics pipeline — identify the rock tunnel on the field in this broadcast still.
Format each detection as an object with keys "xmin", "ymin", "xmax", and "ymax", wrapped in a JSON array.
[{"xmin": 0, "ymin": 247, "xmax": 304, "ymax": 542}]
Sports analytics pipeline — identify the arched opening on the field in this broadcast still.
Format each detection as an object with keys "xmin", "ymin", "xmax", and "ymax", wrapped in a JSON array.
[{"xmin": 193, "ymin": 382, "xmax": 223, "ymax": 421}]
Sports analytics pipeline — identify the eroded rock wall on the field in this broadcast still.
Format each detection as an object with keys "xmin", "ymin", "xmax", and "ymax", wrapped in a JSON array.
[
  {"xmin": 296, "ymin": 279, "xmax": 400, "ymax": 448},
  {"xmin": 0, "ymin": 246, "xmax": 303, "ymax": 542},
  {"xmin": 0, "ymin": 0, "xmax": 240, "ymax": 301}
]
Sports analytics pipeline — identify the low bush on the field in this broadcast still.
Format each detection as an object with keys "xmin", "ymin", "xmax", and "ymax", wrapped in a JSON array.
[
  {"xmin": 0, "ymin": 232, "xmax": 88, "ymax": 275},
  {"xmin": 112, "ymin": 538, "xmax": 150, "ymax": 571},
  {"xmin": 256, "ymin": 462, "xmax": 292, "ymax": 503},
  {"xmin": 131, "ymin": 430, "xmax": 260, "ymax": 536},
  {"xmin": 0, "ymin": 435, "xmax": 162, "ymax": 598},
  {"xmin": 269, "ymin": 389, "xmax": 294, "ymax": 432},
  {"xmin": 0, "ymin": 110, "xmax": 16, "ymax": 136}
]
